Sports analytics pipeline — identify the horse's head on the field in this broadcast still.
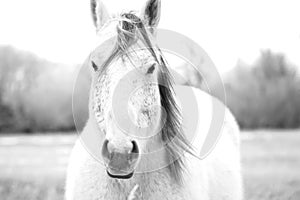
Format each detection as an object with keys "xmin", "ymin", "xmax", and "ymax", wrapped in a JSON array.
[
  {"xmin": 88, "ymin": 0, "xmax": 169, "ymax": 179},
  {"xmin": 91, "ymin": 49, "xmax": 163, "ymax": 179}
]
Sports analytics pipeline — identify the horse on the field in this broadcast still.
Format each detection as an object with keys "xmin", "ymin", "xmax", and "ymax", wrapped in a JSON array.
[{"xmin": 65, "ymin": 0, "xmax": 243, "ymax": 199}]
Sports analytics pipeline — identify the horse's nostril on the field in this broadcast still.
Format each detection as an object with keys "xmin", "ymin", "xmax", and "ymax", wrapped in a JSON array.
[
  {"xmin": 102, "ymin": 139, "xmax": 110, "ymax": 160},
  {"xmin": 131, "ymin": 140, "xmax": 139, "ymax": 154}
]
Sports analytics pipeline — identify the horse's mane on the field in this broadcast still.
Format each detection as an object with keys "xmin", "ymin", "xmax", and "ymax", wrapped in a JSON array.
[{"xmin": 99, "ymin": 12, "xmax": 194, "ymax": 183}]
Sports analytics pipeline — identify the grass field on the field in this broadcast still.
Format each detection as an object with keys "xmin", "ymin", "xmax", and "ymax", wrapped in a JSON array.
[{"xmin": 0, "ymin": 130, "xmax": 299, "ymax": 200}]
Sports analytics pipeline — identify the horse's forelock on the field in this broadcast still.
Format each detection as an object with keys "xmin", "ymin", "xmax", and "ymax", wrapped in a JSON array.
[{"xmin": 117, "ymin": 13, "xmax": 194, "ymax": 183}]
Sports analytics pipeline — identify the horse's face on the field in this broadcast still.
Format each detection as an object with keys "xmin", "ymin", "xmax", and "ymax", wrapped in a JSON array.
[
  {"xmin": 89, "ymin": 0, "xmax": 162, "ymax": 179},
  {"xmin": 90, "ymin": 47, "xmax": 162, "ymax": 179}
]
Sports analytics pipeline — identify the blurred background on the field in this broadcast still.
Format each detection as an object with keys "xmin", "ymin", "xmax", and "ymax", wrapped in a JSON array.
[{"xmin": 0, "ymin": 0, "xmax": 299, "ymax": 199}]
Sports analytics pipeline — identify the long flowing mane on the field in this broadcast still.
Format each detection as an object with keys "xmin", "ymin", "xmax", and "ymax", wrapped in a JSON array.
[{"xmin": 97, "ymin": 12, "xmax": 194, "ymax": 183}]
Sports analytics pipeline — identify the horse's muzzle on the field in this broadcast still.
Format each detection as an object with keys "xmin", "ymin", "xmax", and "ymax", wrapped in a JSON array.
[{"xmin": 102, "ymin": 139, "xmax": 139, "ymax": 179}]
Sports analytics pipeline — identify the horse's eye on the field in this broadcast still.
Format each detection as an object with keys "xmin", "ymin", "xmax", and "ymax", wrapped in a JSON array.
[
  {"xmin": 91, "ymin": 61, "xmax": 99, "ymax": 71},
  {"xmin": 146, "ymin": 63, "xmax": 156, "ymax": 74}
]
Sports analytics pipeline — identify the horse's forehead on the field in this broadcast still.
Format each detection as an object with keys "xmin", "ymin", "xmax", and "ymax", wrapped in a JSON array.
[
  {"xmin": 96, "ymin": 54, "xmax": 156, "ymax": 98},
  {"xmin": 92, "ymin": 51, "xmax": 158, "ymax": 122},
  {"xmin": 107, "ymin": 48, "xmax": 156, "ymax": 76},
  {"xmin": 123, "ymin": 49, "xmax": 156, "ymax": 68}
]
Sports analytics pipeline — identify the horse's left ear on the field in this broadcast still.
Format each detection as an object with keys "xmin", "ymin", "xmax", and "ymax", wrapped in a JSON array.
[
  {"xmin": 142, "ymin": 0, "xmax": 161, "ymax": 27},
  {"xmin": 90, "ymin": 0, "xmax": 111, "ymax": 30}
]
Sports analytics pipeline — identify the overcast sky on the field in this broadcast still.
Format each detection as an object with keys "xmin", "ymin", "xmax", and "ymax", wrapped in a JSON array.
[{"xmin": 0, "ymin": 0, "xmax": 299, "ymax": 74}]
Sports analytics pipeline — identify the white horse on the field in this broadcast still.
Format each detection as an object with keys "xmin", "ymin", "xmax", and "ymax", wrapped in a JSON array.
[{"xmin": 65, "ymin": 0, "xmax": 243, "ymax": 199}]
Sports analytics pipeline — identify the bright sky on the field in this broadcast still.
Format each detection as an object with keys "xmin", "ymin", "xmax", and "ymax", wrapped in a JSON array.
[{"xmin": 0, "ymin": 0, "xmax": 299, "ymax": 74}]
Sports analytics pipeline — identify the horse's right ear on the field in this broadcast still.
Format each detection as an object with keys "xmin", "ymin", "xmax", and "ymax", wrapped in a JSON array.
[
  {"xmin": 142, "ymin": 0, "xmax": 161, "ymax": 27},
  {"xmin": 90, "ymin": 0, "xmax": 110, "ymax": 30}
]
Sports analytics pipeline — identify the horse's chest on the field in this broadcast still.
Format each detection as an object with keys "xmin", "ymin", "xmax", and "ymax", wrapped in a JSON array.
[
  {"xmin": 100, "ymin": 176, "xmax": 189, "ymax": 200},
  {"xmin": 129, "ymin": 182, "xmax": 188, "ymax": 200},
  {"xmin": 103, "ymin": 188, "xmax": 187, "ymax": 200}
]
